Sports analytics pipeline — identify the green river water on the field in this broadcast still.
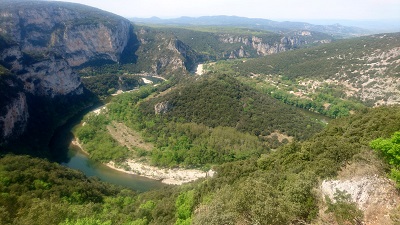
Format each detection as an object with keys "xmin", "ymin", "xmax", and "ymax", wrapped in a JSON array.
[{"xmin": 49, "ymin": 106, "xmax": 165, "ymax": 192}]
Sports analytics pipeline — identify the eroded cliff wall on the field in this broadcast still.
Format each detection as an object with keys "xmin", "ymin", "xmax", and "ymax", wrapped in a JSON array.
[{"xmin": 0, "ymin": 1, "xmax": 136, "ymax": 143}]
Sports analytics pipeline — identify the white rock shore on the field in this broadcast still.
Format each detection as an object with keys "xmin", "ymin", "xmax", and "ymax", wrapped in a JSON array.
[
  {"xmin": 107, "ymin": 160, "xmax": 215, "ymax": 185},
  {"xmin": 71, "ymin": 139, "xmax": 214, "ymax": 185}
]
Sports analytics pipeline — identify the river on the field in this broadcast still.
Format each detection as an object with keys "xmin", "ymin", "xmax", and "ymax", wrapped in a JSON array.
[{"xmin": 49, "ymin": 105, "xmax": 165, "ymax": 192}]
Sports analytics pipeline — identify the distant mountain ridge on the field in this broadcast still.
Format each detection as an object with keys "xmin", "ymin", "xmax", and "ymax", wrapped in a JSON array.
[{"xmin": 131, "ymin": 15, "xmax": 369, "ymax": 37}]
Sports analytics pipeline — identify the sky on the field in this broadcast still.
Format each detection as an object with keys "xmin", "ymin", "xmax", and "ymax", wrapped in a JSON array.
[{"xmin": 54, "ymin": 0, "xmax": 400, "ymax": 22}]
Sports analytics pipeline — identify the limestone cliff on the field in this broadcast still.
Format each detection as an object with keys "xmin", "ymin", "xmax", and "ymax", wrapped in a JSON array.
[
  {"xmin": 219, "ymin": 31, "xmax": 332, "ymax": 58},
  {"xmin": 0, "ymin": 1, "xmax": 136, "ymax": 143},
  {"xmin": 135, "ymin": 27, "xmax": 198, "ymax": 76},
  {"xmin": 0, "ymin": 1, "xmax": 132, "ymax": 96}
]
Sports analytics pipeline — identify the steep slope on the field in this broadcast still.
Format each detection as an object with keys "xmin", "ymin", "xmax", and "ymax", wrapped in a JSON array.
[
  {"xmin": 133, "ymin": 26, "xmax": 198, "ymax": 75},
  {"xmin": 191, "ymin": 106, "xmax": 400, "ymax": 225},
  {"xmin": 0, "ymin": 0, "xmax": 132, "ymax": 96},
  {"xmin": 0, "ymin": 1, "xmax": 138, "ymax": 147},
  {"xmin": 78, "ymin": 26, "xmax": 199, "ymax": 78}
]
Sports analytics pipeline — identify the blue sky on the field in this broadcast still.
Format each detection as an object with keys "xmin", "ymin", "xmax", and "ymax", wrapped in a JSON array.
[{"xmin": 55, "ymin": 0, "xmax": 400, "ymax": 21}]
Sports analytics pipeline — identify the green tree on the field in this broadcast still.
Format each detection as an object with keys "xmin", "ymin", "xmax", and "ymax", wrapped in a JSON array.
[
  {"xmin": 175, "ymin": 190, "xmax": 195, "ymax": 225},
  {"xmin": 325, "ymin": 190, "xmax": 363, "ymax": 225},
  {"xmin": 370, "ymin": 132, "xmax": 400, "ymax": 184}
]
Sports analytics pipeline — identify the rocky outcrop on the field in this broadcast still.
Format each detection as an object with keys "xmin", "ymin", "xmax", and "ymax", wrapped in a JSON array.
[
  {"xmin": 321, "ymin": 175, "xmax": 399, "ymax": 224},
  {"xmin": 136, "ymin": 27, "xmax": 198, "ymax": 75},
  {"xmin": 18, "ymin": 57, "xmax": 83, "ymax": 97},
  {"xmin": 0, "ymin": 1, "xmax": 136, "ymax": 142},
  {"xmin": 154, "ymin": 101, "xmax": 172, "ymax": 114}
]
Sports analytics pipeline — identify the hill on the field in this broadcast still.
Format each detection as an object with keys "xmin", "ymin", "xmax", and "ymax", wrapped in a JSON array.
[
  {"xmin": 139, "ymin": 74, "xmax": 323, "ymax": 139},
  {"xmin": 74, "ymin": 74, "xmax": 325, "ymax": 169},
  {"xmin": 203, "ymin": 32, "xmax": 400, "ymax": 117}
]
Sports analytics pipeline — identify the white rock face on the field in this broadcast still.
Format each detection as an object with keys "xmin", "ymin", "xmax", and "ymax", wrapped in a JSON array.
[
  {"xmin": 154, "ymin": 101, "xmax": 173, "ymax": 114},
  {"xmin": 321, "ymin": 175, "xmax": 399, "ymax": 224},
  {"xmin": 321, "ymin": 175, "xmax": 398, "ymax": 210},
  {"xmin": 218, "ymin": 34, "xmax": 317, "ymax": 58}
]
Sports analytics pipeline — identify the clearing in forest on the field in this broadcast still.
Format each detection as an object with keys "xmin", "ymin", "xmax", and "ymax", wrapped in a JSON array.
[{"xmin": 107, "ymin": 121, "xmax": 154, "ymax": 151}]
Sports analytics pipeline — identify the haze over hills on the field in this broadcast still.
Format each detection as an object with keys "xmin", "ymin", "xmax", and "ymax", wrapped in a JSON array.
[
  {"xmin": 131, "ymin": 15, "xmax": 370, "ymax": 37},
  {"xmin": 299, "ymin": 19, "xmax": 400, "ymax": 33}
]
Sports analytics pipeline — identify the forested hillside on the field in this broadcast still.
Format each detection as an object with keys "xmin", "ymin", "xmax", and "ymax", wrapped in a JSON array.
[
  {"xmin": 139, "ymin": 74, "xmax": 323, "ymax": 139},
  {"xmin": 2, "ymin": 106, "xmax": 400, "ymax": 224},
  {"xmin": 75, "ymin": 74, "xmax": 324, "ymax": 169}
]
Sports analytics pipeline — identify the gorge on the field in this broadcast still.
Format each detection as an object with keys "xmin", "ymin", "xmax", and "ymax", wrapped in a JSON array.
[{"xmin": 1, "ymin": 1, "xmax": 400, "ymax": 224}]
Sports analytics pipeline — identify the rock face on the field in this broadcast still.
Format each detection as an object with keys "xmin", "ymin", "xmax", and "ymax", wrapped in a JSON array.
[
  {"xmin": 0, "ymin": 1, "xmax": 132, "ymax": 96},
  {"xmin": 135, "ymin": 27, "xmax": 198, "ymax": 75},
  {"xmin": 0, "ymin": 1, "xmax": 136, "ymax": 142},
  {"xmin": 154, "ymin": 101, "xmax": 172, "ymax": 114},
  {"xmin": 321, "ymin": 175, "xmax": 399, "ymax": 224},
  {"xmin": 219, "ymin": 32, "xmax": 332, "ymax": 59}
]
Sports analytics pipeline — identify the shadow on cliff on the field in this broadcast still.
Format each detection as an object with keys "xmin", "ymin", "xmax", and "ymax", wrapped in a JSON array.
[
  {"xmin": 0, "ymin": 87, "xmax": 100, "ymax": 160},
  {"xmin": 47, "ymin": 95, "xmax": 103, "ymax": 163},
  {"xmin": 120, "ymin": 26, "xmax": 140, "ymax": 64}
]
